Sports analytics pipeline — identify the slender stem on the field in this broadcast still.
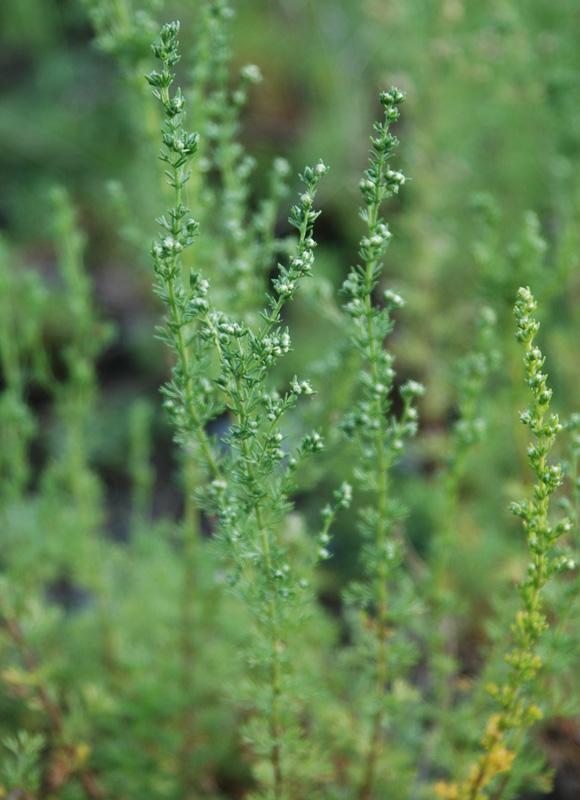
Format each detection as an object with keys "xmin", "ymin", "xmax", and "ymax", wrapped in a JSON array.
[
  {"xmin": 255, "ymin": 202, "xmax": 313, "ymax": 346},
  {"xmin": 159, "ymin": 77, "xmax": 222, "ymax": 483},
  {"xmin": 3, "ymin": 615, "xmax": 62, "ymax": 733},
  {"xmin": 457, "ymin": 294, "xmax": 564, "ymax": 799},
  {"xmin": 165, "ymin": 279, "xmax": 222, "ymax": 480},
  {"xmin": 179, "ymin": 459, "xmax": 200, "ymax": 799},
  {"xmin": 357, "ymin": 149, "xmax": 392, "ymax": 800},
  {"xmin": 236, "ymin": 379, "xmax": 284, "ymax": 799}
]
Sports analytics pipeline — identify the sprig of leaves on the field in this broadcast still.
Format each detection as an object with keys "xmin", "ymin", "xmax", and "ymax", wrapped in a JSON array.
[
  {"xmin": 436, "ymin": 286, "xmax": 573, "ymax": 800},
  {"xmin": 340, "ymin": 88, "xmax": 424, "ymax": 800}
]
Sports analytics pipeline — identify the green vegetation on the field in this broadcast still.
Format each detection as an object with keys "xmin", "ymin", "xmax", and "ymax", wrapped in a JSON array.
[{"xmin": 1, "ymin": 2, "xmax": 580, "ymax": 799}]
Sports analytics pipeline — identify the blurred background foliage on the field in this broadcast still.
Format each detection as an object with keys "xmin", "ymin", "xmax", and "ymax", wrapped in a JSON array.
[{"xmin": 2, "ymin": 0, "xmax": 580, "ymax": 797}]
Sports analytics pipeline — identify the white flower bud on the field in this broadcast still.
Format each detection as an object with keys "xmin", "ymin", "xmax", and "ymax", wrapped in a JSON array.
[
  {"xmin": 273, "ymin": 157, "xmax": 290, "ymax": 175},
  {"xmin": 241, "ymin": 64, "xmax": 262, "ymax": 83}
]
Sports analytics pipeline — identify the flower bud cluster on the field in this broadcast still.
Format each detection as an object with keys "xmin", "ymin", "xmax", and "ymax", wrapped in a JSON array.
[
  {"xmin": 511, "ymin": 288, "xmax": 569, "ymax": 570},
  {"xmin": 380, "ymin": 86, "xmax": 406, "ymax": 107},
  {"xmin": 147, "ymin": 27, "xmax": 200, "ymax": 201},
  {"xmin": 162, "ymin": 129, "xmax": 199, "ymax": 157},
  {"xmin": 149, "ymin": 21, "xmax": 181, "ymax": 70},
  {"xmin": 252, "ymin": 330, "xmax": 291, "ymax": 367},
  {"xmin": 400, "ymin": 380, "xmax": 426, "ymax": 402},
  {"xmin": 299, "ymin": 430, "xmax": 324, "ymax": 455},
  {"xmin": 334, "ymin": 481, "xmax": 352, "ymax": 509},
  {"xmin": 260, "ymin": 392, "xmax": 283, "ymax": 422},
  {"xmin": 240, "ymin": 63, "xmax": 262, "ymax": 84},
  {"xmin": 383, "ymin": 288, "xmax": 405, "ymax": 309},
  {"xmin": 290, "ymin": 377, "xmax": 314, "ymax": 396},
  {"xmin": 288, "ymin": 165, "xmax": 327, "ymax": 232},
  {"xmin": 263, "ymin": 164, "xmax": 326, "ymax": 325},
  {"xmin": 148, "ymin": 27, "xmax": 201, "ymax": 293},
  {"xmin": 514, "ymin": 286, "xmax": 540, "ymax": 345},
  {"xmin": 359, "ymin": 223, "xmax": 393, "ymax": 263},
  {"xmin": 548, "ymin": 554, "xmax": 576, "ymax": 576}
]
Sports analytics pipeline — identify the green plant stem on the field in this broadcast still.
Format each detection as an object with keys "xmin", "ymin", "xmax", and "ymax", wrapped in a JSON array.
[
  {"xmin": 256, "ymin": 506, "xmax": 284, "ymax": 800},
  {"xmin": 165, "ymin": 279, "xmax": 222, "ymax": 480},
  {"xmin": 208, "ymin": 312, "xmax": 286, "ymax": 797},
  {"xmin": 159, "ymin": 76, "xmax": 221, "ymax": 481},
  {"xmin": 357, "ymin": 149, "xmax": 392, "ymax": 800},
  {"xmin": 257, "ymin": 208, "xmax": 313, "ymax": 343},
  {"xmin": 179, "ymin": 460, "xmax": 200, "ymax": 799},
  {"xmin": 438, "ymin": 288, "xmax": 571, "ymax": 800},
  {"xmin": 237, "ymin": 388, "xmax": 284, "ymax": 799}
]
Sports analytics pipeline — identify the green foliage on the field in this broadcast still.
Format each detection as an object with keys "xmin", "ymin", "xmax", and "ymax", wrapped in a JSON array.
[
  {"xmin": 1, "ymin": 731, "xmax": 45, "ymax": 796},
  {"xmin": 435, "ymin": 288, "xmax": 573, "ymax": 800},
  {"xmin": 1, "ymin": 2, "xmax": 580, "ymax": 800}
]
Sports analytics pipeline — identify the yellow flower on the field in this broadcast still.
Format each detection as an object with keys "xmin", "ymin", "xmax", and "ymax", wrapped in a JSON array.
[
  {"xmin": 434, "ymin": 780, "xmax": 459, "ymax": 799},
  {"xmin": 487, "ymin": 746, "xmax": 515, "ymax": 777}
]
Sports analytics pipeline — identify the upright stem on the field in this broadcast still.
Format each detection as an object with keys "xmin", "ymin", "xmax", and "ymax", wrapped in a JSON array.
[
  {"xmin": 357, "ymin": 155, "xmax": 392, "ymax": 800},
  {"xmin": 179, "ymin": 459, "xmax": 200, "ymax": 799},
  {"xmin": 434, "ymin": 288, "xmax": 571, "ymax": 800},
  {"xmin": 238, "ymin": 386, "xmax": 284, "ymax": 799},
  {"xmin": 165, "ymin": 279, "xmax": 222, "ymax": 480}
]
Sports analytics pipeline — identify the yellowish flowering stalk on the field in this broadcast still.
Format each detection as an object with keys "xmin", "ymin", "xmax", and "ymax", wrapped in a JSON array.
[{"xmin": 435, "ymin": 286, "xmax": 574, "ymax": 800}]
